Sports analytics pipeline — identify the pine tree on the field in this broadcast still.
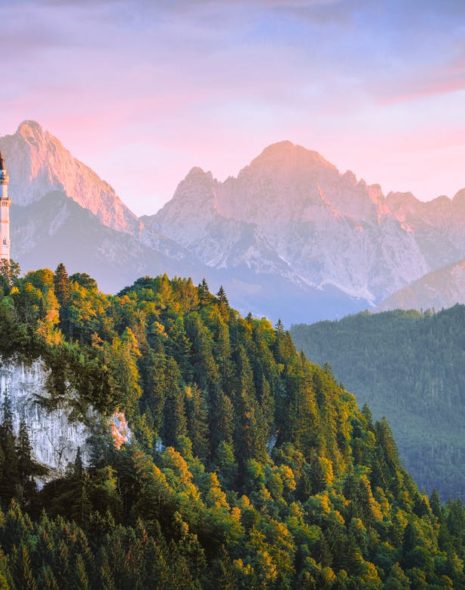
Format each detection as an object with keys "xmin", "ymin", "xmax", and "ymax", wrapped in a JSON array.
[
  {"xmin": 0, "ymin": 549, "xmax": 12, "ymax": 590},
  {"xmin": 217, "ymin": 286, "xmax": 229, "ymax": 307},
  {"xmin": 163, "ymin": 389, "xmax": 187, "ymax": 449},
  {"xmin": 155, "ymin": 356, "xmax": 186, "ymax": 448},
  {"xmin": 198, "ymin": 278, "xmax": 210, "ymax": 305},
  {"xmin": 0, "ymin": 394, "xmax": 19, "ymax": 503},
  {"xmin": 39, "ymin": 566, "xmax": 59, "ymax": 590},
  {"xmin": 185, "ymin": 384, "xmax": 209, "ymax": 460},
  {"xmin": 70, "ymin": 449, "xmax": 91, "ymax": 526},
  {"xmin": 98, "ymin": 548, "xmax": 116, "ymax": 590},
  {"xmin": 210, "ymin": 390, "xmax": 234, "ymax": 454},
  {"xmin": 74, "ymin": 447, "xmax": 84, "ymax": 480},
  {"xmin": 53, "ymin": 263, "xmax": 70, "ymax": 307},
  {"xmin": 16, "ymin": 543, "xmax": 37, "ymax": 590},
  {"xmin": 17, "ymin": 419, "xmax": 37, "ymax": 503},
  {"xmin": 54, "ymin": 263, "xmax": 71, "ymax": 336},
  {"xmin": 430, "ymin": 490, "xmax": 442, "ymax": 519},
  {"xmin": 73, "ymin": 554, "xmax": 89, "ymax": 590}
]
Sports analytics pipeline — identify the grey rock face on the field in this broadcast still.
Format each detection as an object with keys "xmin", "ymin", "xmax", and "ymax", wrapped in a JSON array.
[
  {"xmin": 149, "ymin": 141, "xmax": 429, "ymax": 303},
  {"xmin": 0, "ymin": 358, "xmax": 93, "ymax": 476}
]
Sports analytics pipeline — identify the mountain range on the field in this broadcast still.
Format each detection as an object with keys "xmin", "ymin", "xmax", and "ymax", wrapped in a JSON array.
[{"xmin": 2, "ymin": 120, "xmax": 465, "ymax": 322}]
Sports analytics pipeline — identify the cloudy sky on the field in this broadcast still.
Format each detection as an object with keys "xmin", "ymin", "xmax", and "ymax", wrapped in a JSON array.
[{"xmin": 1, "ymin": 0, "xmax": 465, "ymax": 215}]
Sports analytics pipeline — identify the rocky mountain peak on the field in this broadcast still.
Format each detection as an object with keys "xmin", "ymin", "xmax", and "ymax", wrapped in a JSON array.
[
  {"xmin": 453, "ymin": 188, "xmax": 465, "ymax": 205},
  {"xmin": 186, "ymin": 165, "xmax": 209, "ymax": 177},
  {"xmin": 171, "ymin": 167, "xmax": 216, "ymax": 204},
  {"xmin": 342, "ymin": 170, "xmax": 358, "ymax": 185},
  {"xmin": 17, "ymin": 119, "xmax": 44, "ymax": 137},
  {"xmin": 247, "ymin": 140, "xmax": 337, "ymax": 176},
  {"xmin": 0, "ymin": 121, "xmax": 138, "ymax": 234}
]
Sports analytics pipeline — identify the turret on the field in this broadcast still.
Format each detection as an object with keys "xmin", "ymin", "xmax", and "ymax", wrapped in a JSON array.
[{"xmin": 0, "ymin": 152, "xmax": 11, "ymax": 261}]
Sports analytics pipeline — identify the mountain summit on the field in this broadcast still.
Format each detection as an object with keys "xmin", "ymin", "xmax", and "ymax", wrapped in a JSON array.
[
  {"xmin": 2, "ymin": 121, "xmax": 465, "ymax": 320},
  {"xmin": 148, "ymin": 140, "xmax": 427, "ymax": 302},
  {"xmin": 0, "ymin": 121, "xmax": 138, "ymax": 233}
]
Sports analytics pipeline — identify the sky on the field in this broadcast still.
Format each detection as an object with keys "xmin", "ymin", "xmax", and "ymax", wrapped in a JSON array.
[{"xmin": 1, "ymin": 0, "xmax": 465, "ymax": 215}]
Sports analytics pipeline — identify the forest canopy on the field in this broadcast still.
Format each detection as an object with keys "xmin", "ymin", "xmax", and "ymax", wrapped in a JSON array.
[
  {"xmin": 291, "ymin": 307, "xmax": 465, "ymax": 501},
  {"xmin": 0, "ymin": 263, "xmax": 462, "ymax": 589}
]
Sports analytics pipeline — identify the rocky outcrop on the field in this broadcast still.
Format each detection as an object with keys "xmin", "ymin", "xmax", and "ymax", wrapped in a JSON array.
[{"xmin": 0, "ymin": 358, "xmax": 130, "ymax": 478}]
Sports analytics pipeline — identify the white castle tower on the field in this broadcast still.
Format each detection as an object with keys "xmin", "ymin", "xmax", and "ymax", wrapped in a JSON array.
[{"xmin": 0, "ymin": 153, "xmax": 11, "ymax": 262}]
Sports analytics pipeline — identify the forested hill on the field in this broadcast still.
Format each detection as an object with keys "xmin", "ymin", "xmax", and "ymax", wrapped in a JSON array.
[
  {"xmin": 0, "ymin": 265, "xmax": 464, "ymax": 588},
  {"xmin": 291, "ymin": 307, "xmax": 465, "ymax": 502}
]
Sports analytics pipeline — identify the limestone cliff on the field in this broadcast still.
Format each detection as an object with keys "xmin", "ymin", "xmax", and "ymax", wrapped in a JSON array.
[{"xmin": 0, "ymin": 358, "xmax": 130, "ymax": 478}]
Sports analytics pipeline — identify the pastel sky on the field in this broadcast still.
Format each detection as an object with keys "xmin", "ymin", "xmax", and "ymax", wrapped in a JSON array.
[{"xmin": 1, "ymin": 0, "xmax": 465, "ymax": 215}]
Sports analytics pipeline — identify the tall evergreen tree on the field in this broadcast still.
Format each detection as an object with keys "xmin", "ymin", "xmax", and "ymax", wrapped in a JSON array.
[
  {"xmin": 53, "ymin": 263, "xmax": 70, "ymax": 307},
  {"xmin": 0, "ymin": 394, "xmax": 19, "ymax": 504},
  {"xmin": 17, "ymin": 419, "xmax": 38, "ymax": 503},
  {"xmin": 185, "ymin": 384, "xmax": 209, "ymax": 460},
  {"xmin": 217, "ymin": 286, "xmax": 229, "ymax": 307},
  {"xmin": 54, "ymin": 263, "xmax": 71, "ymax": 336}
]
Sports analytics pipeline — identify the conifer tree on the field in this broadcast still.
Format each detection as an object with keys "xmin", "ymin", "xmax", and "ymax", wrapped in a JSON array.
[
  {"xmin": 217, "ymin": 286, "xmax": 229, "ymax": 307},
  {"xmin": 39, "ymin": 565, "xmax": 59, "ymax": 590},
  {"xmin": 210, "ymin": 390, "xmax": 234, "ymax": 454},
  {"xmin": 185, "ymin": 384, "xmax": 209, "ymax": 460},
  {"xmin": 53, "ymin": 263, "xmax": 70, "ymax": 307},
  {"xmin": 16, "ymin": 543, "xmax": 37, "ymax": 590},
  {"xmin": 98, "ymin": 548, "xmax": 116, "ymax": 590},
  {"xmin": 17, "ymin": 419, "xmax": 37, "ymax": 503},
  {"xmin": 54, "ymin": 263, "xmax": 71, "ymax": 336},
  {"xmin": 70, "ymin": 449, "xmax": 91, "ymax": 526},
  {"xmin": 73, "ymin": 554, "xmax": 89, "ymax": 590},
  {"xmin": 161, "ymin": 358, "xmax": 187, "ymax": 447},
  {"xmin": 430, "ymin": 490, "xmax": 442, "ymax": 519},
  {"xmin": 198, "ymin": 278, "xmax": 210, "ymax": 305},
  {"xmin": 0, "ymin": 394, "xmax": 19, "ymax": 503}
]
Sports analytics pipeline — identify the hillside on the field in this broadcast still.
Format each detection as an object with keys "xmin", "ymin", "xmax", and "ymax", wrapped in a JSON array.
[
  {"xmin": 291, "ymin": 306, "xmax": 465, "ymax": 501},
  {"xmin": 0, "ymin": 265, "xmax": 463, "ymax": 587}
]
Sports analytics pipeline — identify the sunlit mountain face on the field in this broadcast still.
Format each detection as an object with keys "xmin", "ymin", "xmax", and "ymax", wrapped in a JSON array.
[
  {"xmin": 1, "ymin": 0, "xmax": 465, "ymax": 217},
  {"xmin": 3, "ymin": 120, "xmax": 465, "ymax": 322}
]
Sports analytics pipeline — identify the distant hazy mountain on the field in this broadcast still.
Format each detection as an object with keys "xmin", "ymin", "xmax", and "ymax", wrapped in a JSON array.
[
  {"xmin": 0, "ymin": 121, "xmax": 138, "ymax": 233},
  {"xmin": 11, "ymin": 190, "xmax": 359, "ymax": 323},
  {"xmin": 11, "ymin": 192, "xmax": 192, "ymax": 293},
  {"xmin": 3, "ymin": 121, "xmax": 465, "ymax": 321},
  {"xmin": 379, "ymin": 258, "xmax": 465, "ymax": 312},
  {"xmin": 146, "ymin": 142, "xmax": 428, "ymax": 303}
]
